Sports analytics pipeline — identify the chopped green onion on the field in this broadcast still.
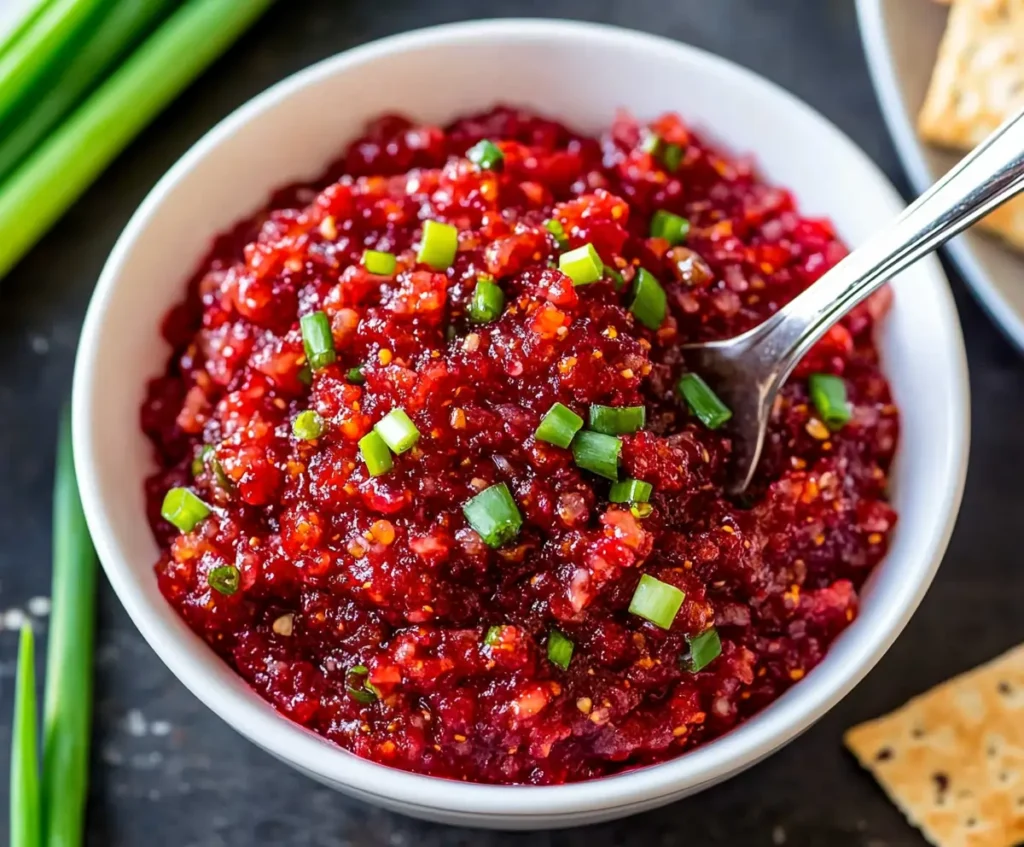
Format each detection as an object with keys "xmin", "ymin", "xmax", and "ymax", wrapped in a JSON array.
[
  {"xmin": 535, "ymin": 403, "xmax": 584, "ymax": 448},
  {"xmin": 484, "ymin": 626, "xmax": 502, "ymax": 646},
  {"xmin": 628, "ymin": 574, "xmax": 685, "ymax": 630},
  {"xmin": 604, "ymin": 264, "xmax": 624, "ymax": 289},
  {"xmin": 467, "ymin": 139, "xmax": 504, "ymax": 170},
  {"xmin": 588, "ymin": 404, "xmax": 646, "ymax": 435},
  {"xmin": 349, "ymin": 665, "xmax": 369, "ymax": 676},
  {"xmin": 661, "ymin": 142, "xmax": 683, "ymax": 172},
  {"xmin": 300, "ymin": 311, "xmax": 336, "ymax": 370},
  {"xmin": 161, "ymin": 487, "xmax": 210, "ymax": 533},
  {"xmin": 347, "ymin": 365, "xmax": 365, "ymax": 384},
  {"xmin": 631, "ymin": 502, "xmax": 654, "ymax": 519},
  {"xmin": 650, "ymin": 210, "xmax": 690, "ymax": 245},
  {"xmin": 207, "ymin": 565, "xmax": 240, "ymax": 596},
  {"xmin": 559, "ymin": 243, "xmax": 603, "ymax": 286},
  {"xmin": 362, "ymin": 249, "xmax": 397, "ymax": 277},
  {"xmin": 42, "ymin": 413, "xmax": 96, "ymax": 847},
  {"xmin": 346, "ymin": 666, "xmax": 379, "ymax": 704},
  {"xmin": 629, "ymin": 268, "xmax": 667, "ymax": 330},
  {"xmin": 678, "ymin": 373, "xmax": 732, "ymax": 430},
  {"xmin": 808, "ymin": 373, "xmax": 852, "ymax": 428},
  {"xmin": 547, "ymin": 629, "xmax": 574, "ymax": 670},
  {"xmin": 571, "ymin": 431, "xmax": 622, "ymax": 481},
  {"xmin": 374, "ymin": 409, "xmax": 420, "ymax": 454},
  {"xmin": 191, "ymin": 444, "xmax": 213, "ymax": 478},
  {"xmin": 11, "ymin": 624, "xmax": 39, "ymax": 847},
  {"xmin": 417, "ymin": 219, "xmax": 459, "ymax": 270},
  {"xmin": 544, "ymin": 218, "xmax": 569, "ymax": 250},
  {"xmin": 468, "ymin": 277, "xmax": 505, "ymax": 324},
  {"xmin": 298, "ymin": 364, "xmax": 312, "ymax": 386},
  {"xmin": 292, "ymin": 410, "xmax": 324, "ymax": 441},
  {"xmin": 640, "ymin": 131, "xmax": 662, "ymax": 155},
  {"xmin": 609, "ymin": 479, "xmax": 653, "ymax": 504},
  {"xmin": 359, "ymin": 430, "xmax": 393, "ymax": 477},
  {"xmin": 463, "ymin": 483, "xmax": 522, "ymax": 548},
  {"xmin": 682, "ymin": 627, "xmax": 722, "ymax": 673}
]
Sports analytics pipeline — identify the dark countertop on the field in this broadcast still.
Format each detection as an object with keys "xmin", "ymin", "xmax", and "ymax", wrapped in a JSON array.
[{"xmin": 0, "ymin": 1, "xmax": 1021, "ymax": 844}]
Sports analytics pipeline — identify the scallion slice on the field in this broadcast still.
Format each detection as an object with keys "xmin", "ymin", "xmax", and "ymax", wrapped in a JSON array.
[
  {"xmin": 468, "ymin": 277, "xmax": 505, "ymax": 324},
  {"xmin": 374, "ymin": 409, "xmax": 420, "ymax": 454},
  {"xmin": 292, "ymin": 410, "xmax": 324, "ymax": 441},
  {"xmin": 588, "ymin": 404, "xmax": 646, "ymax": 435},
  {"xmin": 535, "ymin": 403, "xmax": 584, "ymax": 448},
  {"xmin": 559, "ymin": 243, "xmax": 603, "ymax": 286},
  {"xmin": 609, "ymin": 478, "xmax": 653, "ymax": 504},
  {"xmin": 417, "ymin": 219, "xmax": 458, "ymax": 270},
  {"xmin": 347, "ymin": 365, "xmax": 365, "ymax": 384},
  {"xmin": 544, "ymin": 218, "xmax": 569, "ymax": 250},
  {"xmin": 604, "ymin": 263, "xmax": 624, "ymax": 289},
  {"xmin": 661, "ymin": 142, "xmax": 683, "ymax": 172},
  {"xmin": 463, "ymin": 482, "xmax": 522, "ymax": 548},
  {"xmin": 571, "ymin": 430, "xmax": 621, "ymax": 481},
  {"xmin": 682, "ymin": 627, "xmax": 722, "ymax": 673},
  {"xmin": 346, "ymin": 665, "xmax": 379, "ymax": 704},
  {"xmin": 547, "ymin": 629, "xmax": 574, "ymax": 670},
  {"xmin": 362, "ymin": 249, "xmax": 397, "ymax": 277},
  {"xmin": 629, "ymin": 268, "xmax": 667, "ymax": 330},
  {"xmin": 161, "ymin": 487, "xmax": 210, "ymax": 533},
  {"xmin": 628, "ymin": 574, "xmax": 684, "ymax": 630},
  {"xmin": 359, "ymin": 430, "xmax": 393, "ymax": 477},
  {"xmin": 650, "ymin": 210, "xmax": 690, "ymax": 245},
  {"xmin": 467, "ymin": 139, "xmax": 504, "ymax": 170},
  {"xmin": 677, "ymin": 373, "xmax": 732, "ymax": 430},
  {"xmin": 484, "ymin": 625, "xmax": 503, "ymax": 646},
  {"xmin": 300, "ymin": 311, "xmax": 336, "ymax": 370},
  {"xmin": 207, "ymin": 565, "xmax": 240, "ymax": 596},
  {"xmin": 640, "ymin": 131, "xmax": 662, "ymax": 155},
  {"xmin": 808, "ymin": 373, "xmax": 851, "ymax": 428}
]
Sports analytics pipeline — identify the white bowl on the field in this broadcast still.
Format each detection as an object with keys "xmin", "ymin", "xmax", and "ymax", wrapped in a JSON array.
[
  {"xmin": 72, "ymin": 19, "xmax": 970, "ymax": 830},
  {"xmin": 857, "ymin": 0, "xmax": 1024, "ymax": 352}
]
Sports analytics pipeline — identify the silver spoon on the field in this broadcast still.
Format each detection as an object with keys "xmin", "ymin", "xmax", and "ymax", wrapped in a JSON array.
[{"xmin": 684, "ymin": 109, "xmax": 1024, "ymax": 495}]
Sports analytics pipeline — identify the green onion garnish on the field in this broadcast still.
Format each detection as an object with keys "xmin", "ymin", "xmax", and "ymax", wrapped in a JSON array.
[
  {"xmin": 346, "ymin": 666, "xmax": 380, "ymax": 704},
  {"xmin": 467, "ymin": 139, "xmax": 504, "ymax": 171},
  {"xmin": 535, "ymin": 402, "xmax": 584, "ymax": 448},
  {"xmin": 609, "ymin": 479, "xmax": 653, "ymax": 504},
  {"xmin": 300, "ymin": 311, "xmax": 336, "ymax": 370},
  {"xmin": 192, "ymin": 444, "xmax": 213, "ymax": 478},
  {"xmin": 629, "ymin": 268, "xmax": 667, "ymax": 330},
  {"xmin": 678, "ymin": 373, "xmax": 732, "ymax": 430},
  {"xmin": 571, "ymin": 430, "xmax": 622, "ymax": 481},
  {"xmin": 374, "ymin": 409, "xmax": 420, "ymax": 454},
  {"xmin": 661, "ymin": 142, "xmax": 683, "ymax": 172},
  {"xmin": 628, "ymin": 574, "xmax": 685, "ymax": 630},
  {"xmin": 588, "ymin": 404, "xmax": 646, "ymax": 435},
  {"xmin": 417, "ymin": 219, "xmax": 459, "ymax": 270},
  {"xmin": 11, "ymin": 624, "xmax": 39, "ymax": 847},
  {"xmin": 468, "ymin": 277, "xmax": 505, "ymax": 324},
  {"xmin": 808, "ymin": 373, "xmax": 852, "ymax": 428},
  {"xmin": 559, "ymin": 243, "xmax": 603, "ymax": 286},
  {"xmin": 547, "ymin": 629, "xmax": 574, "ymax": 670},
  {"xmin": 682, "ymin": 628, "xmax": 722, "ymax": 673},
  {"xmin": 604, "ymin": 264, "xmax": 624, "ymax": 289},
  {"xmin": 292, "ymin": 410, "xmax": 324, "ymax": 441},
  {"xmin": 298, "ymin": 364, "xmax": 312, "ymax": 386},
  {"xmin": 650, "ymin": 210, "xmax": 690, "ymax": 245},
  {"xmin": 463, "ymin": 482, "xmax": 523, "ymax": 548},
  {"xmin": 42, "ymin": 413, "xmax": 97, "ymax": 847},
  {"xmin": 484, "ymin": 626, "xmax": 503, "ymax": 646},
  {"xmin": 544, "ymin": 218, "xmax": 569, "ymax": 250},
  {"xmin": 207, "ymin": 565, "xmax": 240, "ymax": 596},
  {"xmin": 347, "ymin": 365, "xmax": 365, "ymax": 384},
  {"xmin": 359, "ymin": 430, "xmax": 393, "ymax": 477},
  {"xmin": 362, "ymin": 249, "xmax": 397, "ymax": 277},
  {"xmin": 640, "ymin": 131, "xmax": 662, "ymax": 155},
  {"xmin": 161, "ymin": 487, "xmax": 210, "ymax": 533}
]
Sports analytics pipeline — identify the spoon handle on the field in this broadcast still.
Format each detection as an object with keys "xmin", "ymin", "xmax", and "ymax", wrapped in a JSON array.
[{"xmin": 762, "ymin": 108, "xmax": 1024, "ymax": 381}]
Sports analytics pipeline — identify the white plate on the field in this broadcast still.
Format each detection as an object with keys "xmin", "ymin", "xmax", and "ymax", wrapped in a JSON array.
[{"xmin": 857, "ymin": 0, "xmax": 1024, "ymax": 352}]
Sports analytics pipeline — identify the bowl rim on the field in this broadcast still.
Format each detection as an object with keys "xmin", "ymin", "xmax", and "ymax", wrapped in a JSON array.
[
  {"xmin": 855, "ymin": 0, "xmax": 1024, "ymax": 354},
  {"xmin": 72, "ymin": 17, "xmax": 969, "ymax": 818}
]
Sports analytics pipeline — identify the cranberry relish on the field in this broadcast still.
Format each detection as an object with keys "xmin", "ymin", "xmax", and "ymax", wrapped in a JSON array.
[{"xmin": 142, "ymin": 107, "xmax": 898, "ymax": 785}]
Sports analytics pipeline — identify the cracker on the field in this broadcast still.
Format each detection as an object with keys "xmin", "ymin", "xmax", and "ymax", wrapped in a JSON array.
[
  {"xmin": 918, "ymin": 0, "xmax": 1024, "ymax": 151},
  {"xmin": 845, "ymin": 644, "xmax": 1024, "ymax": 847}
]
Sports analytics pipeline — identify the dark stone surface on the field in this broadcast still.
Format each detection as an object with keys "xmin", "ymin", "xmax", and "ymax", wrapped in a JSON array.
[{"xmin": 0, "ymin": 0, "xmax": 1020, "ymax": 844}]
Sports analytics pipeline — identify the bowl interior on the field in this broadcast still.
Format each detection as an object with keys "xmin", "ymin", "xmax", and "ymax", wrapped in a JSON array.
[
  {"xmin": 73, "ymin": 20, "xmax": 968, "ymax": 822},
  {"xmin": 858, "ymin": 0, "xmax": 1024, "ymax": 350}
]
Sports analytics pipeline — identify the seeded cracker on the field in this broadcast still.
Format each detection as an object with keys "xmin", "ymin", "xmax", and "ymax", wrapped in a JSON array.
[
  {"xmin": 845, "ymin": 644, "xmax": 1024, "ymax": 847},
  {"xmin": 918, "ymin": 0, "xmax": 1024, "ymax": 249}
]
